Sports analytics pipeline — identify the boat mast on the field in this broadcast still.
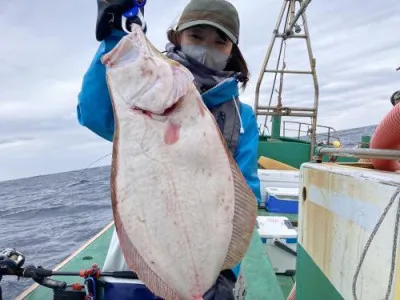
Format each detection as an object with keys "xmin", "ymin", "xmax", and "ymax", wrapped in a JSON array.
[{"xmin": 254, "ymin": 0, "xmax": 319, "ymax": 160}]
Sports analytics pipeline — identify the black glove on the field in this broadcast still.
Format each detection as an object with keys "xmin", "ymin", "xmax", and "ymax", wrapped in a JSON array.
[
  {"xmin": 203, "ymin": 270, "xmax": 236, "ymax": 300},
  {"xmin": 0, "ymin": 248, "xmax": 25, "ymax": 276},
  {"xmin": 96, "ymin": 0, "xmax": 146, "ymax": 41}
]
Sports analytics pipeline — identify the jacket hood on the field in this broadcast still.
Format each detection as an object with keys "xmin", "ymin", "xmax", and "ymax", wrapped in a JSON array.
[{"xmin": 201, "ymin": 77, "xmax": 240, "ymax": 109}]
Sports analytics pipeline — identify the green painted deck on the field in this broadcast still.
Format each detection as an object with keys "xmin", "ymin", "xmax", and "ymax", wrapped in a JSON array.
[
  {"xmin": 17, "ymin": 223, "xmax": 115, "ymax": 300},
  {"xmin": 19, "ymin": 209, "xmax": 296, "ymax": 300}
]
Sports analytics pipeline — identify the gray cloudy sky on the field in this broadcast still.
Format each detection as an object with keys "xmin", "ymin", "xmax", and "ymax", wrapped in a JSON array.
[{"xmin": 0, "ymin": 0, "xmax": 399, "ymax": 181}]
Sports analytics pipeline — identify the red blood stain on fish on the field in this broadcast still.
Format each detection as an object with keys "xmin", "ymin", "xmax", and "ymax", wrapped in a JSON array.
[
  {"xmin": 164, "ymin": 121, "xmax": 180, "ymax": 145},
  {"xmin": 196, "ymin": 96, "xmax": 205, "ymax": 117}
]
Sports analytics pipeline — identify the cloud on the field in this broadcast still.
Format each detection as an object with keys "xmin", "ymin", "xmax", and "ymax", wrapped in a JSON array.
[{"xmin": 0, "ymin": 0, "xmax": 400, "ymax": 181}]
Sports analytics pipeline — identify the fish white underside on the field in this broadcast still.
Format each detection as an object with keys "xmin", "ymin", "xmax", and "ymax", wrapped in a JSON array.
[{"xmin": 112, "ymin": 87, "xmax": 235, "ymax": 299}]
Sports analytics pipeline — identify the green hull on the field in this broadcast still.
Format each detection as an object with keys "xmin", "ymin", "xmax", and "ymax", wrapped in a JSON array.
[
  {"xmin": 258, "ymin": 138, "xmax": 311, "ymax": 169},
  {"xmin": 296, "ymin": 245, "xmax": 343, "ymax": 300}
]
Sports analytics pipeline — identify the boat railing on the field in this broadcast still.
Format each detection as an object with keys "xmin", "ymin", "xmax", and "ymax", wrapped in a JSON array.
[
  {"xmin": 316, "ymin": 147, "xmax": 400, "ymax": 161},
  {"xmin": 282, "ymin": 121, "xmax": 340, "ymax": 145}
]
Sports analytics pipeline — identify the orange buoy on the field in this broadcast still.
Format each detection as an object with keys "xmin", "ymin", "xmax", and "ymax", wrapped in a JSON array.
[{"xmin": 370, "ymin": 103, "xmax": 400, "ymax": 171}]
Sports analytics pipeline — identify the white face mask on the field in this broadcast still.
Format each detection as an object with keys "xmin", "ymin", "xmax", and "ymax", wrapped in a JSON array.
[{"xmin": 180, "ymin": 44, "xmax": 230, "ymax": 71}]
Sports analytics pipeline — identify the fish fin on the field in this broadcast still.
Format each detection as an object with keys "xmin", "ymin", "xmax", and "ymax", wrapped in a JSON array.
[
  {"xmin": 113, "ymin": 206, "xmax": 180, "ymax": 299},
  {"xmin": 222, "ymin": 158, "xmax": 258, "ymax": 270},
  {"xmin": 201, "ymin": 98, "xmax": 257, "ymax": 271}
]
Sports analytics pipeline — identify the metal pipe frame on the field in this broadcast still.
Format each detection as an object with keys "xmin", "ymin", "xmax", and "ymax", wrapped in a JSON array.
[
  {"xmin": 264, "ymin": 69, "xmax": 313, "ymax": 74},
  {"xmin": 254, "ymin": 0, "xmax": 319, "ymax": 160},
  {"xmin": 316, "ymin": 147, "xmax": 400, "ymax": 161},
  {"xmin": 284, "ymin": 0, "xmax": 312, "ymax": 37},
  {"xmin": 276, "ymin": 34, "xmax": 306, "ymax": 38},
  {"xmin": 257, "ymin": 106, "xmax": 316, "ymax": 112},
  {"xmin": 256, "ymin": 111, "xmax": 315, "ymax": 117},
  {"xmin": 254, "ymin": 0, "xmax": 288, "ymax": 111}
]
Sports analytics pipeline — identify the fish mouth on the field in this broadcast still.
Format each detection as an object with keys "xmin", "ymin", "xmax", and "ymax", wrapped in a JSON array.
[{"xmin": 132, "ymin": 97, "xmax": 183, "ymax": 118}]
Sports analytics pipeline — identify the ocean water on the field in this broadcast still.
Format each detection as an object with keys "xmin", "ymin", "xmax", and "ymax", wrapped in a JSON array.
[
  {"xmin": 0, "ymin": 125, "xmax": 376, "ymax": 299},
  {"xmin": 0, "ymin": 167, "xmax": 113, "ymax": 299}
]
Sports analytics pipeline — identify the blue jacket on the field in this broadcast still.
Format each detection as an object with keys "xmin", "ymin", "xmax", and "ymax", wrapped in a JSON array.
[{"xmin": 76, "ymin": 29, "xmax": 261, "ymax": 278}]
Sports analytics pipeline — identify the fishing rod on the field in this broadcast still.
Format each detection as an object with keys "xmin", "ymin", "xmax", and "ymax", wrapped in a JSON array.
[{"xmin": 0, "ymin": 248, "xmax": 140, "ymax": 300}]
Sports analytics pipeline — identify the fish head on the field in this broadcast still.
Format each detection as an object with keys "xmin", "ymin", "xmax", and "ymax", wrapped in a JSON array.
[{"xmin": 101, "ymin": 24, "xmax": 196, "ymax": 116}]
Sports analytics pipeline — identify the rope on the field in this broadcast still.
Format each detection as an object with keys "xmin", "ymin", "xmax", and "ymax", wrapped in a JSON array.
[
  {"xmin": 352, "ymin": 185, "xmax": 400, "ymax": 300},
  {"xmin": 277, "ymin": 40, "xmax": 288, "ymax": 108}
]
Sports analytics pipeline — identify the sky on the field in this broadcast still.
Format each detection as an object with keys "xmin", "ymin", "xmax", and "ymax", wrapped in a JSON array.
[{"xmin": 0, "ymin": 0, "xmax": 399, "ymax": 181}]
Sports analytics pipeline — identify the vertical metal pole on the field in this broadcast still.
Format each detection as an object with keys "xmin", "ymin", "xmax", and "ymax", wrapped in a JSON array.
[
  {"xmin": 271, "ymin": 115, "xmax": 282, "ymax": 139},
  {"xmin": 328, "ymin": 129, "xmax": 331, "ymax": 144},
  {"xmin": 300, "ymin": 0, "xmax": 319, "ymax": 159},
  {"xmin": 298, "ymin": 123, "xmax": 301, "ymax": 139},
  {"xmin": 361, "ymin": 136, "xmax": 371, "ymax": 148},
  {"xmin": 254, "ymin": 1, "xmax": 288, "ymax": 112},
  {"xmin": 283, "ymin": 121, "xmax": 286, "ymax": 137}
]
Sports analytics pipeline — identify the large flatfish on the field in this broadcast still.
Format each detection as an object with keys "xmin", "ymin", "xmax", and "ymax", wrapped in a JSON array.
[{"xmin": 101, "ymin": 23, "xmax": 257, "ymax": 300}]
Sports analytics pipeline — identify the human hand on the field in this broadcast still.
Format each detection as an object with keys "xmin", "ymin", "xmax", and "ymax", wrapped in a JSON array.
[{"xmin": 96, "ymin": 0, "xmax": 147, "ymax": 41}]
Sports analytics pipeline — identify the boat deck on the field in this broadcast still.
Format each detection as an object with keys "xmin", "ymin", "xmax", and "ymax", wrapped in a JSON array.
[{"xmin": 18, "ymin": 209, "xmax": 297, "ymax": 300}]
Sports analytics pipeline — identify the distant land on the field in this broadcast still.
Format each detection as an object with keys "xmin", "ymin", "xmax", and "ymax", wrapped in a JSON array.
[{"xmin": 303, "ymin": 124, "xmax": 377, "ymax": 148}]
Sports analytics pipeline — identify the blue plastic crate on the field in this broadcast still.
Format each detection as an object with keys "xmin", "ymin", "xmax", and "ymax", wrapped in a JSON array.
[{"xmin": 265, "ymin": 187, "xmax": 299, "ymax": 214}]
